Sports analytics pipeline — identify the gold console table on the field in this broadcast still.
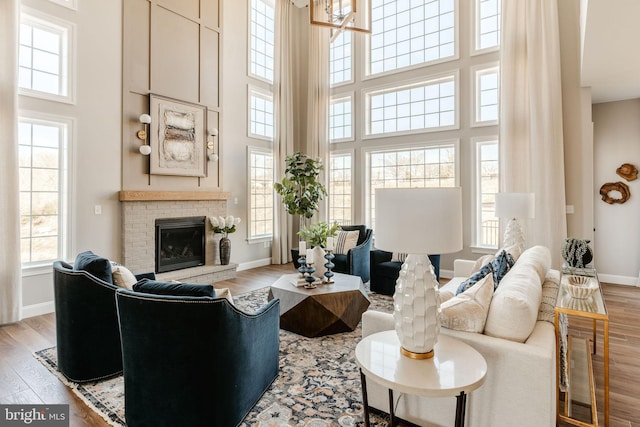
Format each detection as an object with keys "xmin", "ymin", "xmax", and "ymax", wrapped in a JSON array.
[{"xmin": 554, "ymin": 269, "xmax": 609, "ymax": 427}]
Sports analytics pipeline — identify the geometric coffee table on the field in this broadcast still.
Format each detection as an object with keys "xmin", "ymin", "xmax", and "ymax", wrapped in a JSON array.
[{"xmin": 267, "ymin": 273, "xmax": 370, "ymax": 338}]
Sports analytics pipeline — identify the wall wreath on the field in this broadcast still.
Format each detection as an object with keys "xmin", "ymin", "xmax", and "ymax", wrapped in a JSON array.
[{"xmin": 599, "ymin": 181, "xmax": 630, "ymax": 204}]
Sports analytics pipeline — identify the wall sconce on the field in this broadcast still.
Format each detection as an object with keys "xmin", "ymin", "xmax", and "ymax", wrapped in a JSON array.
[
  {"xmin": 137, "ymin": 114, "xmax": 152, "ymax": 155},
  {"xmin": 207, "ymin": 128, "xmax": 219, "ymax": 162}
]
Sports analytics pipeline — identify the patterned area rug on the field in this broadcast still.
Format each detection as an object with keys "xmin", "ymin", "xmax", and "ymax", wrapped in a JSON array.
[{"xmin": 34, "ymin": 287, "xmax": 395, "ymax": 426}]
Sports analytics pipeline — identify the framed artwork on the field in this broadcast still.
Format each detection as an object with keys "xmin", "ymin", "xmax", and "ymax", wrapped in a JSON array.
[{"xmin": 149, "ymin": 94, "xmax": 207, "ymax": 177}]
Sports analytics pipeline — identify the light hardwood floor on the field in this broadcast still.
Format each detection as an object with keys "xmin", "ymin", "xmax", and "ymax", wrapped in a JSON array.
[{"xmin": 0, "ymin": 263, "xmax": 638, "ymax": 427}]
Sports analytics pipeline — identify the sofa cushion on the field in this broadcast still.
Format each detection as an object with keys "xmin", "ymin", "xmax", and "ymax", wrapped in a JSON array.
[
  {"xmin": 483, "ymin": 246, "xmax": 550, "ymax": 342},
  {"xmin": 470, "ymin": 254, "xmax": 494, "ymax": 275},
  {"xmin": 133, "ymin": 279, "xmax": 215, "ymax": 298},
  {"xmin": 74, "ymin": 251, "xmax": 113, "ymax": 284},
  {"xmin": 334, "ymin": 230, "xmax": 359, "ymax": 255},
  {"xmin": 111, "ymin": 264, "xmax": 138, "ymax": 290},
  {"xmin": 440, "ymin": 274, "xmax": 494, "ymax": 333},
  {"xmin": 456, "ymin": 263, "xmax": 492, "ymax": 295}
]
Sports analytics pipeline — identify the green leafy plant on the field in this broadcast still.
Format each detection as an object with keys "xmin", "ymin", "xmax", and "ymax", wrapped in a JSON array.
[
  {"xmin": 274, "ymin": 152, "xmax": 327, "ymax": 223},
  {"xmin": 298, "ymin": 221, "xmax": 340, "ymax": 248}
]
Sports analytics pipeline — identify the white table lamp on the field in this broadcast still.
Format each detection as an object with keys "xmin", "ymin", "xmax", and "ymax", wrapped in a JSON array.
[
  {"xmin": 495, "ymin": 192, "xmax": 535, "ymax": 252},
  {"xmin": 375, "ymin": 188, "xmax": 463, "ymax": 359}
]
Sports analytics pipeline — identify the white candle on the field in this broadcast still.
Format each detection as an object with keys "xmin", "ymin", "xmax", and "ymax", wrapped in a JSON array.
[
  {"xmin": 306, "ymin": 248, "xmax": 314, "ymax": 264},
  {"xmin": 299, "ymin": 241, "xmax": 306, "ymax": 253},
  {"xmin": 326, "ymin": 237, "xmax": 335, "ymax": 251}
]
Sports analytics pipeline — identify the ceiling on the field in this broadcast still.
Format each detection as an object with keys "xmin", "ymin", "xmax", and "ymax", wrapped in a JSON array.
[{"xmin": 581, "ymin": 0, "xmax": 640, "ymax": 103}]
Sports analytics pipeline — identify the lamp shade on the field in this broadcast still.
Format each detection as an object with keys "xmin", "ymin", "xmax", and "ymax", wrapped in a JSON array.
[
  {"xmin": 375, "ymin": 188, "xmax": 463, "ymax": 255},
  {"xmin": 495, "ymin": 192, "xmax": 535, "ymax": 219}
]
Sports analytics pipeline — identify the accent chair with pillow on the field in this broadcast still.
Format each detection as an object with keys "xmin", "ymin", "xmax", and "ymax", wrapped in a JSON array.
[
  {"xmin": 369, "ymin": 249, "xmax": 440, "ymax": 295},
  {"xmin": 53, "ymin": 252, "xmax": 154, "ymax": 383},
  {"xmin": 330, "ymin": 225, "xmax": 373, "ymax": 283},
  {"xmin": 115, "ymin": 288, "xmax": 280, "ymax": 427}
]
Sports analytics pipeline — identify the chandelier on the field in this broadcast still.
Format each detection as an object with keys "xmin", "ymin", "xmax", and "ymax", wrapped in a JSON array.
[{"xmin": 310, "ymin": 0, "xmax": 371, "ymax": 41}]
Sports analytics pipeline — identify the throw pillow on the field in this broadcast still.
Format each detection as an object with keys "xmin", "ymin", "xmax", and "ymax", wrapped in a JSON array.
[
  {"xmin": 538, "ymin": 270, "xmax": 560, "ymax": 323},
  {"xmin": 441, "ymin": 274, "xmax": 494, "ymax": 333},
  {"xmin": 390, "ymin": 252, "xmax": 407, "ymax": 263},
  {"xmin": 490, "ymin": 250, "xmax": 516, "ymax": 289},
  {"xmin": 334, "ymin": 230, "xmax": 359, "ymax": 255},
  {"xmin": 470, "ymin": 254, "xmax": 494, "ymax": 275},
  {"xmin": 456, "ymin": 263, "xmax": 492, "ymax": 295},
  {"xmin": 74, "ymin": 251, "xmax": 113, "ymax": 284},
  {"xmin": 133, "ymin": 279, "xmax": 216, "ymax": 298},
  {"xmin": 215, "ymin": 287, "xmax": 235, "ymax": 306},
  {"xmin": 111, "ymin": 264, "xmax": 138, "ymax": 290},
  {"xmin": 502, "ymin": 244, "xmax": 522, "ymax": 262}
]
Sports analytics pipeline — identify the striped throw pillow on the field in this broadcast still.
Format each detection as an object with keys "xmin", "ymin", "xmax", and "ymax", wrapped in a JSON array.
[{"xmin": 334, "ymin": 230, "xmax": 360, "ymax": 255}]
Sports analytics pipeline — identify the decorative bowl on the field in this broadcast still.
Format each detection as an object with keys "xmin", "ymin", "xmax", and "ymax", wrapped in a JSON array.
[{"xmin": 565, "ymin": 275, "xmax": 598, "ymax": 299}]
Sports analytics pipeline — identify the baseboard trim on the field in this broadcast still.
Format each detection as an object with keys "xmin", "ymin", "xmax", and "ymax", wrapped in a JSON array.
[
  {"xmin": 598, "ymin": 273, "xmax": 639, "ymax": 286},
  {"xmin": 22, "ymin": 301, "xmax": 55, "ymax": 319},
  {"xmin": 237, "ymin": 258, "xmax": 272, "ymax": 272}
]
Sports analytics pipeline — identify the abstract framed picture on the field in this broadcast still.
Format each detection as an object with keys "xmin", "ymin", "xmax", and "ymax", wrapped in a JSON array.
[{"xmin": 149, "ymin": 94, "xmax": 207, "ymax": 177}]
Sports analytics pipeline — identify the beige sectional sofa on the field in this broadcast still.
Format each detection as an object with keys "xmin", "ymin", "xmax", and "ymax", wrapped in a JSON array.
[{"xmin": 362, "ymin": 245, "xmax": 558, "ymax": 427}]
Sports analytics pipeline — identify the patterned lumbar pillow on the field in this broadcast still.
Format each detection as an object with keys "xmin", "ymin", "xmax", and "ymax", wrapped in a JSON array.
[
  {"xmin": 456, "ymin": 263, "xmax": 493, "ymax": 295},
  {"xmin": 334, "ymin": 230, "xmax": 360, "ymax": 255},
  {"xmin": 441, "ymin": 274, "xmax": 494, "ymax": 333},
  {"xmin": 490, "ymin": 249, "xmax": 516, "ymax": 289},
  {"xmin": 390, "ymin": 252, "xmax": 408, "ymax": 262}
]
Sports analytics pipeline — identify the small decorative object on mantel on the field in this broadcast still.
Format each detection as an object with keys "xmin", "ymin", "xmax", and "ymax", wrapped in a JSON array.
[
  {"xmin": 209, "ymin": 216, "xmax": 241, "ymax": 265},
  {"xmin": 561, "ymin": 238, "xmax": 593, "ymax": 270},
  {"xmin": 616, "ymin": 163, "xmax": 638, "ymax": 181},
  {"xmin": 599, "ymin": 181, "xmax": 630, "ymax": 204}
]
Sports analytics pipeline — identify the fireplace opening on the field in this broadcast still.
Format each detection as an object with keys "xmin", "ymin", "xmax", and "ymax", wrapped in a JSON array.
[{"xmin": 155, "ymin": 216, "xmax": 206, "ymax": 273}]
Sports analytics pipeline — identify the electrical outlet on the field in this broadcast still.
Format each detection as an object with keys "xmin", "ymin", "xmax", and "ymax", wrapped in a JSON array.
[{"xmin": 94, "ymin": 205, "xmax": 102, "ymax": 215}]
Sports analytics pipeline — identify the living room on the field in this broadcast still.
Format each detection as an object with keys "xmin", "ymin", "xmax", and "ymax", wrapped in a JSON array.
[{"xmin": 1, "ymin": 0, "xmax": 639, "ymax": 426}]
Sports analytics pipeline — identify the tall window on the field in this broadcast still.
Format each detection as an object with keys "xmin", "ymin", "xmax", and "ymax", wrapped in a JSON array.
[
  {"xmin": 19, "ymin": 11, "xmax": 73, "ymax": 101},
  {"xmin": 249, "ymin": 0, "xmax": 275, "ymax": 83},
  {"xmin": 368, "ymin": 143, "xmax": 457, "ymax": 227},
  {"xmin": 19, "ymin": 116, "xmax": 68, "ymax": 265},
  {"xmin": 475, "ymin": 0, "xmax": 501, "ymax": 52},
  {"xmin": 366, "ymin": 74, "xmax": 457, "ymax": 136},
  {"xmin": 369, "ymin": 0, "xmax": 456, "ymax": 76},
  {"xmin": 330, "ymin": 31, "xmax": 352, "ymax": 86},
  {"xmin": 328, "ymin": 152, "xmax": 353, "ymax": 225},
  {"xmin": 474, "ymin": 139, "xmax": 499, "ymax": 248},
  {"xmin": 329, "ymin": 95, "xmax": 353, "ymax": 142},
  {"xmin": 248, "ymin": 147, "xmax": 274, "ymax": 240},
  {"xmin": 473, "ymin": 65, "xmax": 499, "ymax": 125},
  {"xmin": 248, "ymin": 87, "xmax": 274, "ymax": 140}
]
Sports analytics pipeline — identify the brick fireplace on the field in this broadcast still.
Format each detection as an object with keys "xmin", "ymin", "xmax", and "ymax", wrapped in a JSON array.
[{"xmin": 119, "ymin": 191, "xmax": 237, "ymax": 283}]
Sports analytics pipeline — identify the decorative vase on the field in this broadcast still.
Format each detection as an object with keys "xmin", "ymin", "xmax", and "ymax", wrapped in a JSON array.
[
  {"xmin": 219, "ymin": 237, "xmax": 231, "ymax": 265},
  {"xmin": 311, "ymin": 246, "xmax": 327, "ymax": 278},
  {"xmin": 561, "ymin": 238, "xmax": 593, "ymax": 268},
  {"xmin": 393, "ymin": 254, "xmax": 440, "ymax": 359}
]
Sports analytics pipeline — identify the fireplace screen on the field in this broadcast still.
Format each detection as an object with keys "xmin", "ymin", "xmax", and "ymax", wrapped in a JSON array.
[{"xmin": 155, "ymin": 216, "xmax": 206, "ymax": 273}]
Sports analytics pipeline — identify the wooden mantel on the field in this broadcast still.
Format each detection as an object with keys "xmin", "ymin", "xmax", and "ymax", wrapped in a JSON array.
[{"xmin": 119, "ymin": 191, "xmax": 231, "ymax": 202}]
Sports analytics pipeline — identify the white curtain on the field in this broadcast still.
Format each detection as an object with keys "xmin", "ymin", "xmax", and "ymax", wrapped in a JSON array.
[
  {"xmin": 0, "ymin": 0, "xmax": 23, "ymax": 324},
  {"xmin": 500, "ymin": 0, "xmax": 567, "ymax": 267},
  {"xmin": 272, "ymin": 0, "xmax": 296, "ymax": 264},
  {"xmin": 306, "ymin": 26, "xmax": 330, "ymax": 222}
]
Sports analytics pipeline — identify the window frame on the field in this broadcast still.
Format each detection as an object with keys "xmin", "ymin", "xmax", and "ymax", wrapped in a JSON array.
[
  {"xmin": 364, "ymin": 139, "xmax": 460, "ymax": 227},
  {"xmin": 471, "ymin": 0, "xmax": 501, "ymax": 56},
  {"xmin": 328, "ymin": 149, "xmax": 355, "ymax": 226},
  {"xmin": 19, "ymin": 7, "xmax": 75, "ymax": 104},
  {"xmin": 330, "ymin": 30, "xmax": 354, "ymax": 88},
  {"xmin": 329, "ymin": 93, "xmax": 355, "ymax": 143},
  {"xmin": 247, "ymin": 0, "xmax": 275, "ymax": 84},
  {"xmin": 247, "ymin": 85, "xmax": 274, "ymax": 141},
  {"xmin": 471, "ymin": 62, "xmax": 499, "ymax": 127},
  {"xmin": 246, "ymin": 145, "xmax": 274, "ymax": 243},
  {"xmin": 364, "ymin": 0, "xmax": 460, "ymax": 80},
  {"xmin": 18, "ymin": 111, "xmax": 73, "ymax": 272},
  {"xmin": 362, "ymin": 70, "xmax": 460, "ymax": 139},
  {"xmin": 471, "ymin": 136, "xmax": 499, "ymax": 251}
]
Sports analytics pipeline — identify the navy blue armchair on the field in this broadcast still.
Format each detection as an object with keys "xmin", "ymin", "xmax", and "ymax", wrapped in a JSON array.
[
  {"xmin": 332, "ymin": 225, "xmax": 373, "ymax": 283},
  {"xmin": 369, "ymin": 250, "xmax": 440, "ymax": 296},
  {"xmin": 115, "ymin": 289, "xmax": 280, "ymax": 427},
  {"xmin": 52, "ymin": 260, "xmax": 154, "ymax": 383}
]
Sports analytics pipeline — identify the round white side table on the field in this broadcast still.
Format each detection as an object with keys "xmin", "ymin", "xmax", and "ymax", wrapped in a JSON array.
[{"xmin": 355, "ymin": 330, "xmax": 487, "ymax": 427}]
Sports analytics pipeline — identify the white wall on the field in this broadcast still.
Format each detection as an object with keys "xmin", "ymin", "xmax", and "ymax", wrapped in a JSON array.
[
  {"xmin": 593, "ymin": 98, "xmax": 640, "ymax": 285},
  {"xmin": 21, "ymin": 0, "xmax": 123, "ymax": 316}
]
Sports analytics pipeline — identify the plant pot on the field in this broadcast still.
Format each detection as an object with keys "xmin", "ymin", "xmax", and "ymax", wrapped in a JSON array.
[{"xmin": 219, "ymin": 237, "xmax": 231, "ymax": 265}]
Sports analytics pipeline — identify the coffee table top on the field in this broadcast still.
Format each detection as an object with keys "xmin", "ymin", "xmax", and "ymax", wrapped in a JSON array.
[
  {"xmin": 355, "ymin": 330, "xmax": 487, "ymax": 398},
  {"xmin": 270, "ymin": 272, "xmax": 366, "ymax": 297}
]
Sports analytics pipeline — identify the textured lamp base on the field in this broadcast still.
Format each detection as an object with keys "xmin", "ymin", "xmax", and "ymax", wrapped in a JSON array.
[
  {"xmin": 393, "ymin": 254, "xmax": 441, "ymax": 358},
  {"xmin": 503, "ymin": 218, "xmax": 525, "ymax": 252}
]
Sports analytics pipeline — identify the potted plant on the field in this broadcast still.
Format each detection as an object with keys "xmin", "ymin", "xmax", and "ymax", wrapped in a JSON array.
[
  {"xmin": 274, "ymin": 152, "xmax": 327, "ymax": 231},
  {"xmin": 209, "ymin": 216, "xmax": 241, "ymax": 265},
  {"xmin": 298, "ymin": 221, "xmax": 340, "ymax": 248}
]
